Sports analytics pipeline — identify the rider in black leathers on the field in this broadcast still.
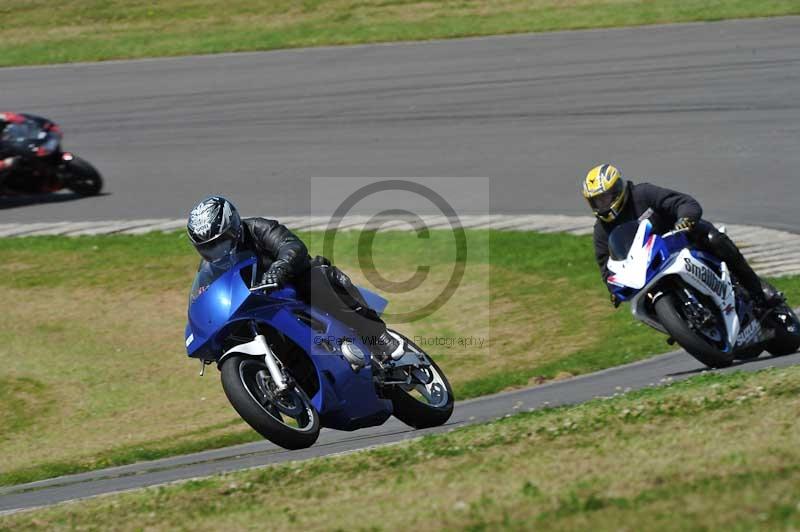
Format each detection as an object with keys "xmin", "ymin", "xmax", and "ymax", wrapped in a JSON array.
[
  {"xmin": 0, "ymin": 112, "xmax": 28, "ymax": 186},
  {"xmin": 582, "ymin": 164, "xmax": 780, "ymax": 308},
  {"xmin": 0, "ymin": 112, "xmax": 60, "ymax": 189},
  {"xmin": 187, "ymin": 196, "xmax": 406, "ymax": 360}
]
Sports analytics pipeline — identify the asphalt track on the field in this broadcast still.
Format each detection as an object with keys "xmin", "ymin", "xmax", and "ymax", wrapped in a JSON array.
[
  {"xmin": 1, "ymin": 17, "xmax": 799, "ymax": 230},
  {"xmin": 2, "ymin": 347, "xmax": 800, "ymax": 514}
]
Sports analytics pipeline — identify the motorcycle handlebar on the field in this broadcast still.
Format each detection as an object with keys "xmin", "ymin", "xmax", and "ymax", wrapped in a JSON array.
[
  {"xmin": 249, "ymin": 283, "xmax": 279, "ymax": 293},
  {"xmin": 661, "ymin": 227, "xmax": 691, "ymax": 239}
]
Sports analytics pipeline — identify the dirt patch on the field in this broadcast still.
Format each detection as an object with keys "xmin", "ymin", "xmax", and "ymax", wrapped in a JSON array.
[{"xmin": 0, "ymin": 376, "xmax": 52, "ymax": 439}]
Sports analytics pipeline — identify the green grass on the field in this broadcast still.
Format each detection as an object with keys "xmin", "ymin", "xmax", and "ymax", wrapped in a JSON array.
[
  {"xmin": 0, "ymin": 420, "xmax": 261, "ymax": 488},
  {"xmin": 1, "ymin": 229, "xmax": 797, "ymax": 487},
  {"xmin": 0, "ymin": 0, "xmax": 798, "ymax": 67},
  {"xmin": 4, "ymin": 366, "xmax": 800, "ymax": 530}
]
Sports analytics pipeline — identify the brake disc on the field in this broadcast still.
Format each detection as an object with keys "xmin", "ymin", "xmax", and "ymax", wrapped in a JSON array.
[{"xmin": 411, "ymin": 366, "xmax": 434, "ymax": 385}]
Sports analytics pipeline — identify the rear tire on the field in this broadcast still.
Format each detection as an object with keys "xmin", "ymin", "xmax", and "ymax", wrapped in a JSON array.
[
  {"xmin": 654, "ymin": 293, "xmax": 734, "ymax": 368},
  {"xmin": 64, "ymin": 156, "xmax": 103, "ymax": 196},
  {"xmin": 765, "ymin": 305, "xmax": 800, "ymax": 356},
  {"xmin": 221, "ymin": 356, "xmax": 320, "ymax": 450}
]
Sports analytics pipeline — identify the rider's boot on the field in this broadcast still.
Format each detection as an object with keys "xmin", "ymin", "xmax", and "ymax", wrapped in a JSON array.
[
  {"xmin": 743, "ymin": 276, "xmax": 783, "ymax": 313},
  {"xmin": 760, "ymin": 280, "xmax": 785, "ymax": 309}
]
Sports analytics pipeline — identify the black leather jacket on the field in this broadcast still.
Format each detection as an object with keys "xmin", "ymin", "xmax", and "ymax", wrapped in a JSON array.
[
  {"xmin": 240, "ymin": 217, "xmax": 310, "ymax": 277},
  {"xmin": 593, "ymin": 181, "xmax": 703, "ymax": 286}
]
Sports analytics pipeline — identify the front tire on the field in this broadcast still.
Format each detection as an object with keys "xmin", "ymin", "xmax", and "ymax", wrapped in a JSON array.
[
  {"xmin": 385, "ymin": 332, "xmax": 454, "ymax": 429},
  {"xmin": 221, "ymin": 356, "xmax": 320, "ymax": 450},
  {"xmin": 654, "ymin": 293, "xmax": 734, "ymax": 368},
  {"xmin": 735, "ymin": 345, "xmax": 762, "ymax": 360},
  {"xmin": 64, "ymin": 156, "xmax": 103, "ymax": 196}
]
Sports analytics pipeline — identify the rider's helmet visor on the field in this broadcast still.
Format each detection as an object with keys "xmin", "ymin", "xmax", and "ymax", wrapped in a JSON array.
[
  {"xmin": 588, "ymin": 190, "xmax": 617, "ymax": 213},
  {"xmin": 588, "ymin": 179, "xmax": 624, "ymax": 217},
  {"xmin": 195, "ymin": 231, "xmax": 238, "ymax": 263}
]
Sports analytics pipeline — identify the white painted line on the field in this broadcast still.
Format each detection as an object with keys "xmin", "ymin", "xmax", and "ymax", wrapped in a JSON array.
[
  {"xmin": 758, "ymin": 265, "xmax": 800, "ymax": 277},
  {"xmin": 483, "ymin": 215, "xmax": 548, "ymax": 230},
  {"xmin": 278, "ymin": 216, "xmax": 332, "ymax": 230},
  {"xmin": 34, "ymin": 221, "xmax": 115, "ymax": 236},
  {"xmin": 750, "ymin": 256, "xmax": 800, "ymax": 269},
  {"xmin": 739, "ymin": 243, "xmax": 800, "ymax": 260},
  {"xmin": 8, "ymin": 222, "xmax": 76, "ymax": 237},
  {"xmin": 68, "ymin": 220, "xmax": 163, "ymax": 236},
  {"xmin": 566, "ymin": 227, "xmax": 595, "ymax": 236},
  {"xmin": 120, "ymin": 219, "xmax": 186, "ymax": 235}
]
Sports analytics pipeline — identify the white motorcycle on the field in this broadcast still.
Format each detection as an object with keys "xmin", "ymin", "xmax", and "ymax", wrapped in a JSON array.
[{"xmin": 606, "ymin": 219, "xmax": 800, "ymax": 368}]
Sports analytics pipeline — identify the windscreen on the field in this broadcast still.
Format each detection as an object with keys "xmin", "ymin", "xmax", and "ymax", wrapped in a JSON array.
[
  {"xmin": 189, "ymin": 251, "xmax": 255, "ymax": 303},
  {"xmin": 608, "ymin": 221, "xmax": 641, "ymax": 261}
]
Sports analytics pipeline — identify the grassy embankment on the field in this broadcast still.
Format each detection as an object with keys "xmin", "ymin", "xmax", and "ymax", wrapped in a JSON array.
[
  {"xmin": 1, "ymin": 0, "xmax": 799, "ymax": 67},
  {"xmin": 1, "ymin": 230, "xmax": 798, "ymax": 487},
  {"xmin": 4, "ymin": 366, "xmax": 800, "ymax": 530}
]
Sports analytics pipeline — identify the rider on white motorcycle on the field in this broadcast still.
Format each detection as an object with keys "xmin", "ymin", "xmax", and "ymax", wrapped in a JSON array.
[{"xmin": 582, "ymin": 164, "xmax": 782, "ymax": 309}]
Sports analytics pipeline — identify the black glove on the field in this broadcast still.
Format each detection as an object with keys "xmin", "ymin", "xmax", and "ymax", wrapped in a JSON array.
[
  {"xmin": 262, "ymin": 260, "xmax": 290, "ymax": 288},
  {"xmin": 673, "ymin": 217, "xmax": 697, "ymax": 233},
  {"xmin": 610, "ymin": 293, "xmax": 621, "ymax": 308}
]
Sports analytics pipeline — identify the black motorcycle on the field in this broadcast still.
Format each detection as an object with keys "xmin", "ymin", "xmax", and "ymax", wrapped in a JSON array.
[{"xmin": 1, "ymin": 114, "xmax": 103, "ymax": 197}]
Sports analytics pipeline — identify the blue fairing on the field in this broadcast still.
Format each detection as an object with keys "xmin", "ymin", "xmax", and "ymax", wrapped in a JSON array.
[
  {"xmin": 610, "ymin": 227, "xmax": 717, "ymax": 302},
  {"xmin": 690, "ymin": 249, "xmax": 721, "ymax": 272},
  {"xmin": 185, "ymin": 254, "xmax": 393, "ymax": 431},
  {"xmin": 358, "ymin": 286, "xmax": 388, "ymax": 315}
]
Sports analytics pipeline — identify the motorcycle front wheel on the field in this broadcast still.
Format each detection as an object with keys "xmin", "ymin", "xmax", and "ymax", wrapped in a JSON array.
[
  {"xmin": 384, "ymin": 331, "xmax": 454, "ymax": 429},
  {"xmin": 63, "ymin": 156, "xmax": 103, "ymax": 196},
  {"xmin": 654, "ymin": 292, "xmax": 735, "ymax": 368},
  {"xmin": 220, "ymin": 356, "xmax": 320, "ymax": 450}
]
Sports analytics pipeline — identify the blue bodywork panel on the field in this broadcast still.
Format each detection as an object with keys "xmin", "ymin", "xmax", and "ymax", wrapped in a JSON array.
[
  {"xmin": 185, "ymin": 255, "xmax": 392, "ymax": 431},
  {"xmin": 609, "ymin": 223, "xmax": 717, "ymax": 303}
]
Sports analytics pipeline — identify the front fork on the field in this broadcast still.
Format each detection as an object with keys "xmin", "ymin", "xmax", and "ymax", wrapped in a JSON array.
[{"xmin": 250, "ymin": 321, "xmax": 288, "ymax": 392}]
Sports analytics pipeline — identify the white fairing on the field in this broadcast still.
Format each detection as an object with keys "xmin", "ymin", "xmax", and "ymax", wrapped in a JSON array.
[
  {"xmin": 223, "ymin": 338, "xmax": 268, "ymax": 357},
  {"xmin": 607, "ymin": 222, "xmax": 741, "ymax": 350},
  {"xmin": 606, "ymin": 222, "xmax": 652, "ymax": 290},
  {"xmin": 657, "ymin": 250, "xmax": 739, "ymax": 347},
  {"xmin": 220, "ymin": 336, "xmax": 288, "ymax": 390}
]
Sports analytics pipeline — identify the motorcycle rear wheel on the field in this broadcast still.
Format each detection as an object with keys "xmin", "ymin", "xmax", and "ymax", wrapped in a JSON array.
[
  {"xmin": 654, "ymin": 293, "xmax": 735, "ymax": 369},
  {"xmin": 221, "ymin": 356, "xmax": 320, "ymax": 450}
]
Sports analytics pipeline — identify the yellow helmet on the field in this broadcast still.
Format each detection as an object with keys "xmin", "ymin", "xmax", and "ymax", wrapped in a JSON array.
[{"xmin": 582, "ymin": 164, "xmax": 628, "ymax": 222}]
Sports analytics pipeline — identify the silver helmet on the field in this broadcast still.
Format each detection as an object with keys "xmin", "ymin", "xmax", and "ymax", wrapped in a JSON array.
[{"xmin": 187, "ymin": 196, "xmax": 242, "ymax": 262}]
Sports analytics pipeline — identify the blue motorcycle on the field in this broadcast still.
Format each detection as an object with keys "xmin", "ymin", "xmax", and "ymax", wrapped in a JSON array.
[
  {"xmin": 185, "ymin": 251, "xmax": 454, "ymax": 449},
  {"xmin": 606, "ymin": 219, "xmax": 800, "ymax": 368}
]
